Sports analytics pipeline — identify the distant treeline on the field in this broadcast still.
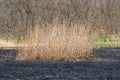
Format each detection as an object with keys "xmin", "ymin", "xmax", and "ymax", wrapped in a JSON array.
[{"xmin": 0, "ymin": 0, "xmax": 120, "ymax": 38}]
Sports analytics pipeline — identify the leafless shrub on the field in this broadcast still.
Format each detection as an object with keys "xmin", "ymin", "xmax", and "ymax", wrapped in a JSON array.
[{"xmin": 0, "ymin": 0, "xmax": 120, "ymax": 38}]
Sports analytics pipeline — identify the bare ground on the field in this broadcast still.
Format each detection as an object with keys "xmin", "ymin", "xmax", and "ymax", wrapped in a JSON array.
[{"xmin": 0, "ymin": 48, "xmax": 120, "ymax": 80}]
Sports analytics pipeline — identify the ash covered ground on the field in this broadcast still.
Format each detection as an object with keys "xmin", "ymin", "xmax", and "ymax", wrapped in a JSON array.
[{"xmin": 0, "ymin": 48, "xmax": 120, "ymax": 80}]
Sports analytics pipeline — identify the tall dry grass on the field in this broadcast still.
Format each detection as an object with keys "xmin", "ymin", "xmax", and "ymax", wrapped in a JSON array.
[{"xmin": 16, "ymin": 20, "xmax": 94, "ymax": 61}]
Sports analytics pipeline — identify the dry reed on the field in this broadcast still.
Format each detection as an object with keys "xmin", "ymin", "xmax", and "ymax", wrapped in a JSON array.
[{"xmin": 16, "ymin": 21, "xmax": 93, "ymax": 61}]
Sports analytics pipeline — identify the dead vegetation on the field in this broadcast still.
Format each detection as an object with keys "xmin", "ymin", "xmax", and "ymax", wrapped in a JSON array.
[
  {"xmin": 0, "ymin": 0, "xmax": 120, "ymax": 60},
  {"xmin": 17, "ymin": 20, "xmax": 93, "ymax": 60}
]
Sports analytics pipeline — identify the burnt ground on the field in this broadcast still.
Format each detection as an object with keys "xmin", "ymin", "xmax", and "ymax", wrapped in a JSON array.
[{"xmin": 0, "ymin": 48, "xmax": 120, "ymax": 80}]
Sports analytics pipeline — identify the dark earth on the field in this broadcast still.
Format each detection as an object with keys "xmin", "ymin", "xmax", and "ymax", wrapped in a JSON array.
[{"xmin": 0, "ymin": 48, "xmax": 120, "ymax": 80}]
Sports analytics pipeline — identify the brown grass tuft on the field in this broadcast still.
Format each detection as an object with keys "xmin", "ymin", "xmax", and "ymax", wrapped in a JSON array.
[{"xmin": 16, "ymin": 21, "xmax": 94, "ymax": 61}]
